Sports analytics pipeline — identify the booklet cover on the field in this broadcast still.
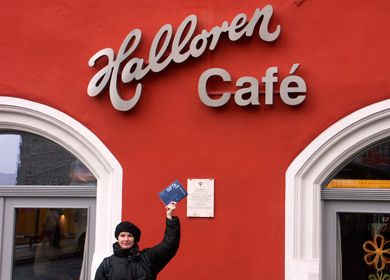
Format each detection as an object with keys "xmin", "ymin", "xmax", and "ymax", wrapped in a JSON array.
[{"xmin": 158, "ymin": 180, "xmax": 188, "ymax": 206}]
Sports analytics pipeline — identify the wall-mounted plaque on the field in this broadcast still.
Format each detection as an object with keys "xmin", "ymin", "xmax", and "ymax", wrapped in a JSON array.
[{"xmin": 187, "ymin": 179, "xmax": 214, "ymax": 218}]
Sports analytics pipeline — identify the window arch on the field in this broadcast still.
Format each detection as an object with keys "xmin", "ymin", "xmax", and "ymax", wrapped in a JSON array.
[
  {"xmin": 0, "ymin": 130, "xmax": 97, "ymax": 186},
  {"xmin": 285, "ymin": 99, "xmax": 390, "ymax": 279},
  {"xmin": 0, "ymin": 97, "xmax": 122, "ymax": 277}
]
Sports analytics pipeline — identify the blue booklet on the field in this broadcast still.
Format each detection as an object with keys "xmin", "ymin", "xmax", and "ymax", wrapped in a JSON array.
[{"xmin": 158, "ymin": 180, "xmax": 188, "ymax": 205}]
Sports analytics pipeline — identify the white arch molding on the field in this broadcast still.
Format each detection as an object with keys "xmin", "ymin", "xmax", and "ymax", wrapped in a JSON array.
[
  {"xmin": 285, "ymin": 99, "xmax": 390, "ymax": 280},
  {"xmin": 0, "ymin": 97, "xmax": 122, "ymax": 279}
]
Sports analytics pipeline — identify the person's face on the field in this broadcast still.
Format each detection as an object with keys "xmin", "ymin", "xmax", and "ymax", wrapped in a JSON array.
[{"xmin": 118, "ymin": 232, "xmax": 134, "ymax": 249}]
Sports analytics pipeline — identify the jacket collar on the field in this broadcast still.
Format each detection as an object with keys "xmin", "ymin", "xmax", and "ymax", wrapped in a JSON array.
[{"xmin": 113, "ymin": 242, "xmax": 139, "ymax": 258}]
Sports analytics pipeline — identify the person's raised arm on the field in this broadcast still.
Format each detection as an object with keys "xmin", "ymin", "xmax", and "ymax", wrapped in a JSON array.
[{"xmin": 165, "ymin": 201, "xmax": 177, "ymax": 219}]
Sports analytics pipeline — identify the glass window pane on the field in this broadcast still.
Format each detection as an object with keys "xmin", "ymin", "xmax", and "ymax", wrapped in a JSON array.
[
  {"xmin": 0, "ymin": 131, "xmax": 96, "ymax": 186},
  {"xmin": 13, "ymin": 208, "xmax": 88, "ymax": 280},
  {"xmin": 327, "ymin": 141, "xmax": 390, "ymax": 188},
  {"xmin": 339, "ymin": 212, "xmax": 390, "ymax": 280}
]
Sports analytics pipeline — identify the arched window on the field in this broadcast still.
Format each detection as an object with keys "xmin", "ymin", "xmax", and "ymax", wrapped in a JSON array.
[
  {"xmin": 323, "ymin": 140, "xmax": 390, "ymax": 279},
  {"xmin": 0, "ymin": 130, "xmax": 97, "ymax": 279},
  {"xmin": 285, "ymin": 99, "xmax": 390, "ymax": 280},
  {"xmin": 0, "ymin": 97, "xmax": 122, "ymax": 279},
  {"xmin": 0, "ymin": 130, "xmax": 97, "ymax": 186}
]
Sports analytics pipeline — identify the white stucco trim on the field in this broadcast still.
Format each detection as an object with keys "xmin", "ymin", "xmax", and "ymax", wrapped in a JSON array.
[
  {"xmin": 285, "ymin": 99, "xmax": 390, "ymax": 280},
  {"xmin": 0, "ymin": 97, "xmax": 122, "ymax": 280}
]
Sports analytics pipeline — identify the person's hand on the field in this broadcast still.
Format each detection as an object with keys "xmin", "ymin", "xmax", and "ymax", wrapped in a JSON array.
[{"xmin": 165, "ymin": 202, "xmax": 177, "ymax": 219}]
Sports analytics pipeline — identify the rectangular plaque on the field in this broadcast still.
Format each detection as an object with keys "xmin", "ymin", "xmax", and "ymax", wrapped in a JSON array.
[{"xmin": 187, "ymin": 179, "xmax": 214, "ymax": 218}]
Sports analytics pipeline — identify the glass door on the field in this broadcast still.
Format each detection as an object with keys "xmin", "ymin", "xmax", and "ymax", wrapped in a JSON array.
[
  {"xmin": 324, "ymin": 200, "xmax": 390, "ymax": 280},
  {"xmin": 1, "ymin": 197, "xmax": 95, "ymax": 280}
]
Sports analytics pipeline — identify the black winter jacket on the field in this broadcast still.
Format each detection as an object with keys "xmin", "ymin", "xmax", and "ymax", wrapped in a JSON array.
[{"xmin": 94, "ymin": 217, "xmax": 180, "ymax": 280}]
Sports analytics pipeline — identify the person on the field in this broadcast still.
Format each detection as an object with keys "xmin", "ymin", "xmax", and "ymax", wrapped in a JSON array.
[
  {"xmin": 42, "ymin": 208, "xmax": 62, "ymax": 248},
  {"xmin": 94, "ymin": 202, "xmax": 180, "ymax": 280},
  {"xmin": 34, "ymin": 209, "xmax": 63, "ymax": 280}
]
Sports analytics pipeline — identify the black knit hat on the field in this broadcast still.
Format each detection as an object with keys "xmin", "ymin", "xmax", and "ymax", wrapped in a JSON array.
[{"xmin": 114, "ymin": 221, "xmax": 141, "ymax": 243}]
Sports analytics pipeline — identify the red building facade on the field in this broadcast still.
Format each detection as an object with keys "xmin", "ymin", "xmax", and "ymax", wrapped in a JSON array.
[{"xmin": 1, "ymin": 1, "xmax": 390, "ymax": 279}]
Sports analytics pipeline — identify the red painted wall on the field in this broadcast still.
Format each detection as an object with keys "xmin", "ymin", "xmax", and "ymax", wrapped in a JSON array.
[{"xmin": 1, "ymin": 0, "xmax": 390, "ymax": 278}]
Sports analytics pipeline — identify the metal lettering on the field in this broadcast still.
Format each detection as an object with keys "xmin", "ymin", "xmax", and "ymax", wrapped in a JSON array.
[{"xmin": 88, "ymin": 5, "xmax": 281, "ymax": 111}]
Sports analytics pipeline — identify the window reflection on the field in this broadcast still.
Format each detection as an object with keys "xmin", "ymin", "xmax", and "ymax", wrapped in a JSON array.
[
  {"xmin": 339, "ymin": 213, "xmax": 390, "ymax": 280},
  {"xmin": 13, "ymin": 208, "xmax": 88, "ymax": 280},
  {"xmin": 0, "ymin": 131, "xmax": 96, "ymax": 186},
  {"xmin": 327, "ymin": 141, "xmax": 390, "ymax": 188},
  {"xmin": 0, "ymin": 134, "xmax": 20, "ymax": 184},
  {"xmin": 333, "ymin": 141, "xmax": 390, "ymax": 181}
]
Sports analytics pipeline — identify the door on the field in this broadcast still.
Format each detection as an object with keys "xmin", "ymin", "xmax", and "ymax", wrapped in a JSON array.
[
  {"xmin": 1, "ymin": 197, "xmax": 95, "ymax": 280},
  {"xmin": 324, "ymin": 200, "xmax": 390, "ymax": 280}
]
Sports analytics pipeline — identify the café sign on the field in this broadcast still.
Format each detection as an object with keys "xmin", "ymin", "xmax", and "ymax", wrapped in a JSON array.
[{"xmin": 87, "ymin": 5, "xmax": 306, "ymax": 111}]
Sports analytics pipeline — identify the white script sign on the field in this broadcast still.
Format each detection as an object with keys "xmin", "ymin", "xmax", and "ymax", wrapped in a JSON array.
[{"xmin": 88, "ymin": 5, "xmax": 281, "ymax": 111}]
